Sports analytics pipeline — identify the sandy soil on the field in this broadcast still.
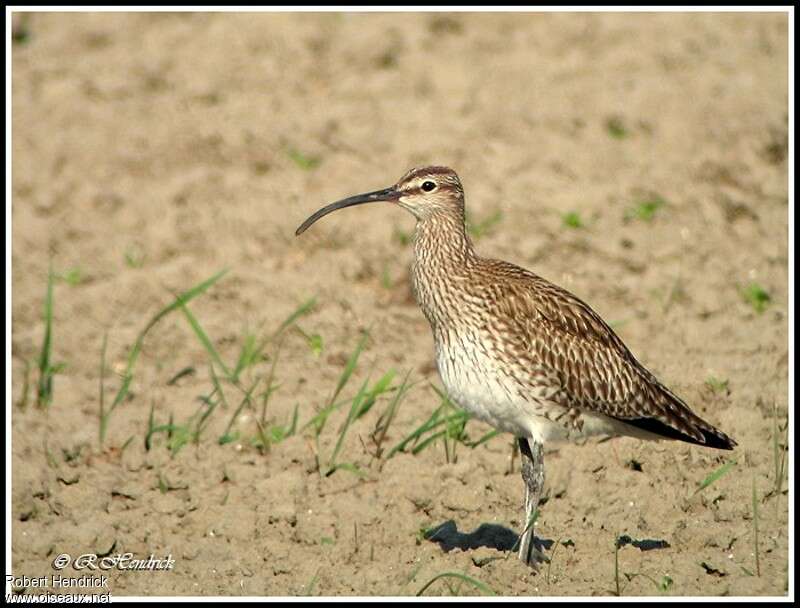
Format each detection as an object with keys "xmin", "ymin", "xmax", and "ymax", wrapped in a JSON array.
[{"xmin": 10, "ymin": 11, "xmax": 790, "ymax": 597}]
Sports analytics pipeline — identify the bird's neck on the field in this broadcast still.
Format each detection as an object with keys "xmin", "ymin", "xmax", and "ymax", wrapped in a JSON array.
[
  {"xmin": 411, "ymin": 210, "xmax": 476, "ymax": 328},
  {"xmin": 413, "ymin": 209, "xmax": 476, "ymax": 267}
]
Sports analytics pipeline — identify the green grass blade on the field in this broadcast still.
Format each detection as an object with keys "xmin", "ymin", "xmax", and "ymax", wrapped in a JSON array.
[
  {"xmin": 145, "ymin": 401, "xmax": 156, "ymax": 451},
  {"xmin": 301, "ymin": 567, "xmax": 321, "ymax": 596},
  {"xmin": 772, "ymin": 403, "xmax": 780, "ymax": 495},
  {"xmin": 288, "ymin": 148, "xmax": 321, "ymax": 171},
  {"xmin": 386, "ymin": 407, "xmax": 441, "ymax": 458},
  {"xmin": 232, "ymin": 331, "xmax": 259, "ymax": 381},
  {"xmin": 470, "ymin": 429, "xmax": 500, "ymax": 448},
  {"xmin": 327, "ymin": 378, "xmax": 371, "ymax": 474},
  {"xmin": 276, "ymin": 297, "xmax": 317, "ymax": 334},
  {"xmin": 330, "ymin": 331, "xmax": 370, "ymax": 408},
  {"xmin": 326, "ymin": 462, "xmax": 367, "ymax": 478},
  {"xmin": 194, "ymin": 378, "xmax": 221, "ymax": 443},
  {"xmin": 141, "ymin": 269, "xmax": 229, "ymax": 343},
  {"xmin": 694, "ymin": 459, "xmax": 737, "ymax": 495},
  {"xmin": 386, "ymin": 404, "xmax": 447, "ymax": 458},
  {"xmin": 195, "ymin": 399, "xmax": 219, "ymax": 441},
  {"xmin": 355, "ymin": 370, "xmax": 396, "ymax": 419},
  {"xmin": 220, "ymin": 376, "xmax": 262, "ymax": 443},
  {"xmin": 254, "ymin": 297, "xmax": 317, "ymax": 357},
  {"xmin": 302, "ymin": 395, "xmax": 352, "ymax": 435},
  {"xmin": 430, "ymin": 383, "xmax": 450, "ymax": 403},
  {"xmin": 373, "ymin": 370, "xmax": 413, "ymax": 458},
  {"xmin": 303, "ymin": 331, "xmax": 370, "ymax": 435},
  {"xmin": 146, "ymin": 423, "xmax": 182, "ymax": 450},
  {"xmin": 411, "ymin": 430, "xmax": 447, "ymax": 455},
  {"xmin": 416, "ymin": 411, "xmax": 467, "ymax": 456},
  {"xmin": 36, "ymin": 267, "xmax": 55, "ymax": 408},
  {"xmin": 416, "ymin": 571, "xmax": 495, "ymax": 597},
  {"xmin": 97, "ymin": 332, "xmax": 108, "ymax": 446},
  {"xmin": 209, "ymin": 363, "xmax": 229, "ymax": 410},
  {"xmin": 108, "ymin": 269, "xmax": 227, "ymax": 414},
  {"xmin": 177, "ymin": 300, "xmax": 231, "ymax": 379},
  {"xmin": 286, "ymin": 403, "xmax": 300, "ymax": 437},
  {"xmin": 260, "ymin": 337, "xmax": 285, "ymax": 425},
  {"xmin": 167, "ymin": 424, "xmax": 193, "ymax": 457},
  {"xmin": 752, "ymin": 476, "xmax": 760, "ymax": 576}
]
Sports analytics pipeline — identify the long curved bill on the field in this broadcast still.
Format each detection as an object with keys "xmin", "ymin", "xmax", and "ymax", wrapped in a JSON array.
[{"xmin": 295, "ymin": 187, "xmax": 400, "ymax": 236}]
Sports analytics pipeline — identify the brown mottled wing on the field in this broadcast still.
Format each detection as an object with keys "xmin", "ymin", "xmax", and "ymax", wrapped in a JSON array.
[{"xmin": 481, "ymin": 259, "xmax": 735, "ymax": 449}]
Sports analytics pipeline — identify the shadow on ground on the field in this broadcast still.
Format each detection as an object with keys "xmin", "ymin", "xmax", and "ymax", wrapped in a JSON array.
[
  {"xmin": 616, "ymin": 535, "xmax": 671, "ymax": 552},
  {"xmin": 423, "ymin": 519, "xmax": 554, "ymax": 553}
]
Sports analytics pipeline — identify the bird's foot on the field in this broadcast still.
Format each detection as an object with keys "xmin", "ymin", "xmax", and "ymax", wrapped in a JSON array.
[{"xmin": 517, "ymin": 528, "xmax": 550, "ymax": 570}]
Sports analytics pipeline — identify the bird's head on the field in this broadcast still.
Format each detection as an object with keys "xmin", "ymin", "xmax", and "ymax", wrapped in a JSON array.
[{"xmin": 295, "ymin": 166, "xmax": 464, "ymax": 236}]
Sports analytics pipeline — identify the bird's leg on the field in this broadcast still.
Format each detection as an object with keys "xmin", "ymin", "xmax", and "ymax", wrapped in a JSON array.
[{"xmin": 517, "ymin": 436, "xmax": 548, "ymax": 569}]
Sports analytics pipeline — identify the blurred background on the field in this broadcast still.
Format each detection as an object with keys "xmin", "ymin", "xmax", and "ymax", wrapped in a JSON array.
[{"xmin": 11, "ymin": 11, "xmax": 789, "ymax": 597}]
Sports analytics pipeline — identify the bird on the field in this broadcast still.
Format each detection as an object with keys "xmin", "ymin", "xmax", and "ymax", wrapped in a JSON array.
[{"xmin": 295, "ymin": 165, "xmax": 736, "ymax": 569}]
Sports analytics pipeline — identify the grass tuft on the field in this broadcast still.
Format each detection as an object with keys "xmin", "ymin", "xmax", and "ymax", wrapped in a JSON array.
[
  {"xmin": 606, "ymin": 116, "xmax": 628, "ymax": 139},
  {"xmin": 369, "ymin": 370, "xmax": 414, "ymax": 462},
  {"xmin": 229, "ymin": 297, "xmax": 317, "ymax": 390},
  {"xmin": 288, "ymin": 148, "xmax": 321, "ymax": 171},
  {"xmin": 326, "ymin": 370, "xmax": 397, "ymax": 476},
  {"xmin": 625, "ymin": 194, "xmax": 666, "ymax": 222},
  {"xmin": 124, "ymin": 245, "xmax": 146, "ymax": 268},
  {"xmin": 741, "ymin": 282, "xmax": 771, "ymax": 313},
  {"xmin": 386, "ymin": 395, "xmax": 452, "ymax": 458},
  {"xmin": 12, "ymin": 14, "xmax": 32, "ymax": 44},
  {"xmin": 705, "ymin": 376, "xmax": 729, "ymax": 394},
  {"xmin": 57, "ymin": 267, "xmax": 83, "ymax": 286},
  {"xmin": 294, "ymin": 325, "xmax": 324, "ymax": 357},
  {"xmin": 145, "ymin": 388, "xmax": 221, "ymax": 457},
  {"xmin": 99, "ymin": 269, "xmax": 228, "ymax": 446},
  {"xmin": 304, "ymin": 331, "xmax": 370, "ymax": 437},
  {"xmin": 387, "ymin": 385, "xmax": 489, "ymax": 463},
  {"xmin": 562, "ymin": 211, "xmax": 584, "ymax": 229}
]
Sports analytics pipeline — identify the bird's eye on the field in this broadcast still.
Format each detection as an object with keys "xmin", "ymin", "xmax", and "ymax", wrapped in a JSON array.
[{"xmin": 421, "ymin": 181, "xmax": 436, "ymax": 192}]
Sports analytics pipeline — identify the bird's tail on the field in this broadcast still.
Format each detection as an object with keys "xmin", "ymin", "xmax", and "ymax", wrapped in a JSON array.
[{"xmin": 622, "ymin": 383, "xmax": 737, "ymax": 450}]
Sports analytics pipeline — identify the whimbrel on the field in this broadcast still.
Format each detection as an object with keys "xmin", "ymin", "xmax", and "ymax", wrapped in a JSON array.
[{"xmin": 295, "ymin": 166, "xmax": 736, "ymax": 568}]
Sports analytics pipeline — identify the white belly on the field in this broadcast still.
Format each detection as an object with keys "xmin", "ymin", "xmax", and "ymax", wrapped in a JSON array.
[
  {"xmin": 435, "ymin": 329, "xmax": 636, "ymax": 444},
  {"xmin": 435, "ymin": 328, "xmax": 541, "ymax": 438}
]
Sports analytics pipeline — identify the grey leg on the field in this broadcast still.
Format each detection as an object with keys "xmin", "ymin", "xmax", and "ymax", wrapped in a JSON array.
[{"xmin": 517, "ymin": 437, "xmax": 548, "ymax": 569}]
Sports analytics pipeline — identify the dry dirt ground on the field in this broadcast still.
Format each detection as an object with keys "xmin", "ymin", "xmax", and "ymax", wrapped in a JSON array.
[{"xmin": 10, "ymin": 11, "xmax": 790, "ymax": 598}]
